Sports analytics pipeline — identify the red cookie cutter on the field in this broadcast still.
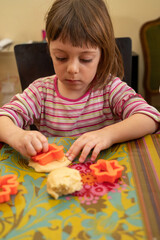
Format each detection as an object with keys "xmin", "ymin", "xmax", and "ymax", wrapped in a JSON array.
[
  {"xmin": 31, "ymin": 143, "xmax": 64, "ymax": 165},
  {"xmin": 0, "ymin": 174, "xmax": 19, "ymax": 203},
  {"xmin": 90, "ymin": 159, "xmax": 124, "ymax": 183}
]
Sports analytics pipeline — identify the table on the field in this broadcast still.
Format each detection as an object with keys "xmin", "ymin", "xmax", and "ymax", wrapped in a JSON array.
[{"xmin": 0, "ymin": 134, "xmax": 160, "ymax": 240}]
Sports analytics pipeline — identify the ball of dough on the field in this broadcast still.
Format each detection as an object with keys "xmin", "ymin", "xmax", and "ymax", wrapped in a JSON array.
[{"xmin": 47, "ymin": 167, "xmax": 83, "ymax": 199}]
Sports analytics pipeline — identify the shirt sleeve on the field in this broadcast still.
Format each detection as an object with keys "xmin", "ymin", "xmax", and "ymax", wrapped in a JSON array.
[
  {"xmin": 0, "ymin": 80, "xmax": 43, "ymax": 129},
  {"xmin": 108, "ymin": 77, "xmax": 160, "ymax": 127}
]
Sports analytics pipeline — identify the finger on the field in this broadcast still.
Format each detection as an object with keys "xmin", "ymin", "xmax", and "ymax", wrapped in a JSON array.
[
  {"xmin": 78, "ymin": 145, "xmax": 93, "ymax": 163},
  {"xmin": 17, "ymin": 145, "xmax": 30, "ymax": 158},
  {"xmin": 36, "ymin": 133, "xmax": 48, "ymax": 152},
  {"xmin": 25, "ymin": 141, "xmax": 37, "ymax": 156},
  {"xmin": 79, "ymin": 141, "xmax": 97, "ymax": 163},
  {"xmin": 66, "ymin": 139, "xmax": 86, "ymax": 161},
  {"xmin": 90, "ymin": 143, "xmax": 102, "ymax": 162},
  {"xmin": 32, "ymin": 138, "xmax": 44, "ymax": 153}
]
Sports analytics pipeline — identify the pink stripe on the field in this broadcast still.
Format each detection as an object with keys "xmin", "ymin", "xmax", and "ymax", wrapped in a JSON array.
[
  {"xmin": 41, "ymin": 101, "xmax": 106, "ymax": 113},
  {"xmin": 109, "ymin": 80, "xmax": 122, "ymax": 96},
  {"xmin": 127, "ymin": 142, "xmax": 153, "ymax": 239},
  {"xmin": 11, "ymin": 99, "xmax": 40, "ymax": 122},
  {"xmin": 123, "ymin": 100, "xmax": 143, "ymax": 113},
  {"xmin": 8, "ymin": 103, "xmax": 32, "ymax": 124},
  {"xmin": 20, "ymin": 95, "xmax": 35, "ymax": 115},
  {"xmin": 40, "ymin": 118, "xmax": 108, "ymax": 132},
  {"xmin": 35, "ymin": 79, "xmax": 55, "ymax": 86},
  {"xmin": 11, "ymin": 102, "xmax": 28, "ymax": 114},
  {"xmin": 38, "ymin": 86, "xmax": 54, "ymax": 92},
  {"xmin": 142, "ymin": 137, "xmax": 160, "ymax": 189},
  {"xmin": 41, "ymin": 91, "xmax": 109, "ymax": 106},
  {"xmin": 112, "ymin": 86, "xmax": 131, "ymax": 104},
  {"xmin": 44, "ymin": 105, "xmax": 82, "ymax": 112},
  {"xmin": 125, "ymin": 104, "xmax": 159, "ymax": 119},
  {"xmin": 42, "ymin": 106, "xmax": 112, "ymax": 119},
  {"xmin": 3, "ymin": 108, "xmax": 21, "ymax": 126},
  {"xmin": 41, "ymin": 114, "xmax": 112, "ymax": 126},
  {"xmin": 124, "ymin": 102, "xmax": 143, "ymax": 118},
  {"xmin": 28, "ymin": 87, "xmax": 41, "ymax": 107},
  {"xmin": 23, "ymin": 92, "xmax": 39, "ymax": 115},
  {"xmin": 40, "ymin": 125, "xmax": 105, "ymax": 137},
  {"xmin": 81, "ymin": 108, "xmax": 111, "ymax": 116},
  {"xmin": 44, "ymin": 100, "xmax": 105, "ymax": 108}
]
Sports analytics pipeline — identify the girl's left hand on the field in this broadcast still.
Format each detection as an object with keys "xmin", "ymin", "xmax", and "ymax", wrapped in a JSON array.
[
  {"xmin": 66, "ymin": 113, "xmax": 159, "ymax": 163},
  {"xmin": 66, "ymin": 128, "xmax": 113, "ymax": 163}
]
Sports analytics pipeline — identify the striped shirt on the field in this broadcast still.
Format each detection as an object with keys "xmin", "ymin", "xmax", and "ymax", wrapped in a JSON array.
[{"xmin": 0, "ymin": 75, "xmax": 160, "ymax": 137}]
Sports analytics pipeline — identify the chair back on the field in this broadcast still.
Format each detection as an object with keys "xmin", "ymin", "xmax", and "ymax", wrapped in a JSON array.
[
  {"xmin": 14, "ymin": 42, "xmax": 55, "ymax": 91},
  {"xmin": 140, "ymin": 17, "xmax": 160, "ymax": 105},
  {"xmin": 14, "ymin": 38, "xmax": 132, "ymax": 91}
]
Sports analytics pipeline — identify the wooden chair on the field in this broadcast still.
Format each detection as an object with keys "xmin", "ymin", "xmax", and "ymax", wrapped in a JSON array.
[
  {"xmin": 140, "ymin": 17, "xmax": 160, "ymax": 109},
  {"xmin": 14, "ymin": 38, "xmax": 132, "ymax": 91}
]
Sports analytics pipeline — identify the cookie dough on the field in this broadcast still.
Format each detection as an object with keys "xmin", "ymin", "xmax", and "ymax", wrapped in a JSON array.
[
  {"xmin": 47, "ymin": 167, "xmax": 83, "ymax": 199},
  {"xmin": 28, "ymin": 156, "xmax": 70, "ymax": 173}
]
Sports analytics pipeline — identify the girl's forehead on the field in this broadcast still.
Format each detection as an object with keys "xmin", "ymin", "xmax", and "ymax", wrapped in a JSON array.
[{"xmin": 49, "ymin": 38, "xmax": 99, "ymax": 52}]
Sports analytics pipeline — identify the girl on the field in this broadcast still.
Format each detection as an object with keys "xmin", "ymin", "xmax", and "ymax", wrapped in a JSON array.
[{"xmin": 0, "ymin": 0, "xmax": 159, "ymax": 163}]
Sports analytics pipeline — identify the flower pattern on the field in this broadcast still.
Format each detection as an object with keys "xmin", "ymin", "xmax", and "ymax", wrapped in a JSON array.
[{"xmin": 70, "ymin": 161, "xmax": 125, "ymax": 205}]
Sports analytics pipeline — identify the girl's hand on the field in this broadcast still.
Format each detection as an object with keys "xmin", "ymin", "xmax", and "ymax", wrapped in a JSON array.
[
  {"xmin": 66, "ymin": 128, "xmax": 113, "ymax": 163},
  {"xmin": 9, "ymin": 129, "xmax": 49, "ymax": 158},
  {"xmin": 66, "ymin": 113, "xmax": 159, "ymax": 163}
]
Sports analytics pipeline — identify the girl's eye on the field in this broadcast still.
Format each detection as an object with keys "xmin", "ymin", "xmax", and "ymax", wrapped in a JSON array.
[
  {"xmin": 80, "ymin": 59, "xmax": 92, "ymax": 63},
  {"xmin": 55, "ymin": 57, "xmax": 67, "ymax": 62},
  {"xmin": 55, "ymin": 56, "xmax": 92, "ymax": 63}
]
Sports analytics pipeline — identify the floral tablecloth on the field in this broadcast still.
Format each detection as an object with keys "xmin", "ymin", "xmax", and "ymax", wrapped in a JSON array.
[{"xmin": 0, "ymin": 134, "xmax": 160, "ymax": 240}]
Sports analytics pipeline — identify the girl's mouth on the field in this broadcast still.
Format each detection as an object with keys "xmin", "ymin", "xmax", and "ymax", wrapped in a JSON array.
[{"xmin": 65, "ymin": 79, "xmax": 81, "ymax": 84}]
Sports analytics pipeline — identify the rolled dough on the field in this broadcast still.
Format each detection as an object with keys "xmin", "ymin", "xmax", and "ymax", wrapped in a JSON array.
[{"xmin": 28, "ymin": 156, "xmax": 71, "ymax": 173}]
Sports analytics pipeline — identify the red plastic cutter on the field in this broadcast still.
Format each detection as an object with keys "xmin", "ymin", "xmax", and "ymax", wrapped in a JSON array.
[
  {"xmin": 90, "ymin": 159, "xmax": 124, "ymax": 183},
  {"xmin": 0, "ymin": 174, "xmax": 19, "ymax": 203},
  {"xmin": 31, "ymin": 143, "xmax": 64, "ymax": 165}
]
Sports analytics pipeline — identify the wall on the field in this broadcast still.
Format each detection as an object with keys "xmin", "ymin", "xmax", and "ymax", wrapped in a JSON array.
[
  {"xmin": 0, "ymin": 0, "xmax": 53, "ymax": 42},
  {"xmin": 0, "ymin": 0, "xmax": 160, "ymax": 97},
  {"xmin": 0, "ymin": 51, "xmax": 21, "ymax": 106},
  {"xmin": 106, "ymin": 0, "xmax": 160, "ymax": 96}
]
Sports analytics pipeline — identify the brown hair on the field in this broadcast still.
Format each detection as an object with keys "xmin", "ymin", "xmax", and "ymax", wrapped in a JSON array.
[{"xmin": 45, "ymin": 0, "xmax": 124, "ymax": 89}]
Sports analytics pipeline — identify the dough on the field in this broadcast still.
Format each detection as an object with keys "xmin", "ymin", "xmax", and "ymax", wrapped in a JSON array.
[
  {"xmin": 47, "ymin": 167, "xmax": 83, "ymax": 199},
  {"xmin": 28, "ymin": 156, "xmax": 71, "ymax": 173}
]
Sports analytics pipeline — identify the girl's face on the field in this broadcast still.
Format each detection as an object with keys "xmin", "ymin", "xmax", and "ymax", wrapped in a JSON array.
[{"xmin": 49, "ymin": 38, "xmax": 101, "ymax": 99}]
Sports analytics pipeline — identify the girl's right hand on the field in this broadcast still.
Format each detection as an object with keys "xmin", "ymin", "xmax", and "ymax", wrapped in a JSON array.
[{"xmin": 9, "ymin": 129, "xmax": 49, "ymax": 158}]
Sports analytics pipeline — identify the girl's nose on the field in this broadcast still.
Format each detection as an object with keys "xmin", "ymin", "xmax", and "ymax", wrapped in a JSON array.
[{"xmin": 67, "ymin": 60, "xmax": 79, "ymax": 74}]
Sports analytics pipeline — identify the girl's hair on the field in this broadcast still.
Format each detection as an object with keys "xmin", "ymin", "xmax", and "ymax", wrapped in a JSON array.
[{"xmin": 45, "ymin": 0, "xmax": 124, "ymax": 89}]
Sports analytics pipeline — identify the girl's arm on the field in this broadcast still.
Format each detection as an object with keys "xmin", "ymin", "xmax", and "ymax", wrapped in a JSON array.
[
  {"xmin": 66, "ymin": 113, "xmax": 159, "ymax": 162},
  {"xmin": 0, "ymin": 116, "xmax": 48, "ymax": 157}
]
